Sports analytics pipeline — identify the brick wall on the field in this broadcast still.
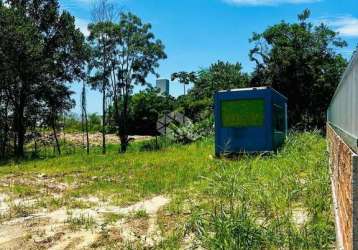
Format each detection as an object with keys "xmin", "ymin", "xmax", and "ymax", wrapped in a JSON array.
[{"xmin": 327, "ymin": 124, "xmax": 358, "ymax": 250}]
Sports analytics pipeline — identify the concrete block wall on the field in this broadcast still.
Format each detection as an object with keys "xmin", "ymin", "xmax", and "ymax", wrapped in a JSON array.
[{"xmin": 327, "ymin": 124, "xmax": 358, "ymax": 250}]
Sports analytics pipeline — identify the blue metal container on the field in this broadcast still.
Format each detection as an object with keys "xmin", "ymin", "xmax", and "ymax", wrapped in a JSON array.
[{"xmin": 214, "ymin": 87, "xmax": 287, "ymax": 155}]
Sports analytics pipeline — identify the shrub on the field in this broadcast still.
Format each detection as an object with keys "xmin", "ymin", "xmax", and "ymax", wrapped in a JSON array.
[{"xmin": 167, "ymin": 118, "xmax": 214, "ymax": 144}]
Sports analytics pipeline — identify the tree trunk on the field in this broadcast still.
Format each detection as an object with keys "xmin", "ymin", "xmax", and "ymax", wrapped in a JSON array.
[
  {"xmin": 14, "ymin": 105, "xmax": 25, "ymax": 158},
  {"xmin": 84, "ymin": 106, "xmax": 90, "ymax": 155},
  {"xmin": 119, "ymin": 88, "xmax": 129, "ymax": 153},
  {"xmin": 17, "ymin": 128, "xmax": 25, "ymax": 157},
  {"xmin": 81, "ymin": 108, "xmax": 85, "ymax": 148},
  {"xmin": 102, "ymin": 86, "xmax": 106, "ymax": 154},
  {"xmin": 1, "ymin": 100, "xmax": 9, "ymax": 158},
  {"xmin": 52, "ymin": 117, "xmax": 61, "ymax": 155},
  {"xmin": 119, "ymin": 135, "xmax": 128, "ymax": 153},
  {"xmin": 63, "ymin": 114, "xmax": 66, "ymax": 144}
]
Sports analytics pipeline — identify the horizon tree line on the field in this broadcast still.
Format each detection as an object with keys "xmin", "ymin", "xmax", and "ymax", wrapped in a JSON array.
[{"xmin": 0, "ymin": 1, "xmax": 350, "ymax": 159}]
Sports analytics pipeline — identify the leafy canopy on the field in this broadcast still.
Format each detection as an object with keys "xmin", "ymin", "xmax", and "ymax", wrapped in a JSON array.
[{"xmin": 249, "ymin": 9, "xmax": 347, "ymax": 129}]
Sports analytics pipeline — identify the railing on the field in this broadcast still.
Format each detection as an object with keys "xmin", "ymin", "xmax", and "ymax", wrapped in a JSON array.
[{"xmin": 327, "ymin": 51, "xmax": 358, "ymax": 152}]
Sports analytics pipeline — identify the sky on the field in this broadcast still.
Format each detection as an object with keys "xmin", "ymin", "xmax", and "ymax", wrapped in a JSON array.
[{"xmin": 59, "ymin": 0, "xmax": 358, "ymax": 114}]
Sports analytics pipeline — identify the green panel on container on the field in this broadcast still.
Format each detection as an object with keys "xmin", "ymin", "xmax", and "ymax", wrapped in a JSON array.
[{"xmin": 221, "ymin": 99, "xmax": 265, "ymax": 127}]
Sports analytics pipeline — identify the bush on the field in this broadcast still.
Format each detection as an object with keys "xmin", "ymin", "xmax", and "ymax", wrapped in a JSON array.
[
  {"xmin": 167, "ymin": 118, "xmax": 214, "ymax": 144},
  {"xmin": 139, "ymin": 136, "xmax": 174, "ymax": 152}
]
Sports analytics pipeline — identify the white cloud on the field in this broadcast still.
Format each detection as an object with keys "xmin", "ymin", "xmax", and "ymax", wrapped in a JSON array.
[
  {"xmin": 223, "ymin": 0, "xmax": 321, "ymax": 6},
  {"xmin": 75, "ymin": 18, "xmax": 90, "ymax": 37},
  {"xmin": 324, "ymin": 16, "xmax": 358, "ymax": 37}
]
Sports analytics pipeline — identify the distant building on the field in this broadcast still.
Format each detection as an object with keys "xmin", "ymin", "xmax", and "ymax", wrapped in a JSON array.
[{"xmin": 156, "ymin": 79, "xmax": 169, "ymax": 95}]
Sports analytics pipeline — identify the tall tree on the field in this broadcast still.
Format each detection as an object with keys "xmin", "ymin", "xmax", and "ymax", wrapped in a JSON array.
[
  {"xmin": 81, "ymin": 81, "xmax": 90, "ymax": 154},
  {"xmin": 0, "ymin": 0, "xmax": 88, "ymax": 157},
  {"xmin": 0, "ymin": 4, "xmax": 43, "ymax": 157},
  {"xmin": 114, "ymin": 12, "xmax": 167, "ymax": 153},
  {"xmin": 89, "ymin": 12, "xmax": 166, "ymax": 153},
  {"xmin": 171, "ymin": 71, "xmax": 197, "ymax": 96},
  {"xmin": 190, "ymin": 61, "xmax": 249, "ymax": 99},
  {"xmin": 174, "ymin": 61, "xmax": 249, "ymax": 121},
  {"xmin": 249, "ymin": 9, "xmax": 347, "ymax": 129},
  {"xmin": 118, "ymin": 87, "xmax": 175, "ymax": 135},
  {"xmin": 88, "ymin": 0, "xmax": 119, "ymax": 154},
  {"xmin": 87, "ymin": 21, "xmax": 118, "ymax": 154},
  {"xmin": 42, "ymin": 84, "xmax": 75, "ymax": 155}
]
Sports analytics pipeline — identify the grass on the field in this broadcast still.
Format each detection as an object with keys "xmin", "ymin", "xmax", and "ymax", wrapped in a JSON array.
[
  {"xmin": 103, "ymin": 212, "xmax": 125, "ymax": 224},
  {"xmin": 132, "ymin": 209, "xmax": 149, "ymax": 219},
  {"xmin": 186, "ymin": 132, "xmax": 334, "ymax": 249},
  {"xmin": 66, "ymin": 213, "xmax": 96, "ymax": 230},
  {"xmin": 0, "ymin": 131, "xmax": 334, "ymax": 248}
]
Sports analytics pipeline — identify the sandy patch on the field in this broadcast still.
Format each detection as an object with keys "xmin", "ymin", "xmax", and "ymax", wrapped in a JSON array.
[
  {"xmin": 40, "ymin": 132, "xmax": 153, "ymax": 146},
  {"xmin": 292, "ymin": 207, "xmax": 309, "ymax": 226},
  {"xmin": 0, "ymin": 194, "xmax": 170, "ymax": 249}
]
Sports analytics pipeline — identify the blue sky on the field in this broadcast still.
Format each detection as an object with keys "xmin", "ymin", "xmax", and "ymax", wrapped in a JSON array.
[{"xmin": 60, "ymin": 0, "xmax": 358, "ymax": 114}]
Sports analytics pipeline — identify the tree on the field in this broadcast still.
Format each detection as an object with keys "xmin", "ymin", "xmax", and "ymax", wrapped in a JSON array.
[
  {"xmin": 0, "ymin": 4, "xmax": 44, "ymax": 157},
  {"xmin": 171, "ymin": 71, "xmax": 197, "ymax": 96},
  {"xmin": 105, "ymin": 12, "xmax": 166, "ymax": 153},
  {"xmin": 81, "ymin": 81, "xmax": 90, "ymax": 154},
  {"xmin": 249, "ymin": 9, "xmax": 347, "ymax": 129},
  {"xmin": 175, "ymin": 61, "xmax": 249, "ymax": 121},
  {"xmin": 88, "ymin": 0, "xmax": 119, "ymax": 154},
  {"xmin": 190, "ymin": 61, "xmax": 249, "ymax": 99},
  {"xmin": 127, "ymin": 87, "xmax": 175, "ymax": 135},
  {"xmin": 42, "ymin": 84, "xmax": 75, "ymax": 155},
  {"xmin": 0, "ymin": 0, "xmax": 88, "ymax": 157}
]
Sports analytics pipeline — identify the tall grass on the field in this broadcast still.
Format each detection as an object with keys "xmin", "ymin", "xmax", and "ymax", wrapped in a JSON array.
[{"xmin": 187, "ymin": 132, "xmax": 334, "ymax": 249}]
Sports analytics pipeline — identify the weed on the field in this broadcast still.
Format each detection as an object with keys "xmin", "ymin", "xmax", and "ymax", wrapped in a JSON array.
[
  {"xmin": 65, "ymin": 213, "xmax": 96, "ymax": 230},
  {"xmin": 103, "ymin": 212, "xmax": 124, "ymax": 224},
  {"xmin": 132, "ymin": 209, "xmax": 149, "ymax": 219},
  {"xmin": 10, "ymin": 184, "xmax": 37, "ymax": 198},
  {"xmin": 7, "ymin": 202, "xmax": 34, "ymax": 219}
]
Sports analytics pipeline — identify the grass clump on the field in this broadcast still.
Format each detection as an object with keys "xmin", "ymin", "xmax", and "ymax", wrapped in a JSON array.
[
  {"xmin": 132, "ymin": 209, "xmax": 149, "ymax": 219},
  {"xmin": 103, "ymin": 212, "xmax": 124, "ymax": 224},
  {"xmin": 66, "ymin": 213, "xmax": 96, "ymax": 230},
  {"xmin": 10, "ymin": 184, "xmax": 38, "ymax": 198},
  {"xmin": 187, "ymin": 132, "xmax": 335, "ymax": 249}
]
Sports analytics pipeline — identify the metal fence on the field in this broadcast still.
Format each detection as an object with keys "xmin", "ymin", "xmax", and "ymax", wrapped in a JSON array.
[{"xmin": 327, "ymin": 51, "xmax": 358, "ymax": 152}]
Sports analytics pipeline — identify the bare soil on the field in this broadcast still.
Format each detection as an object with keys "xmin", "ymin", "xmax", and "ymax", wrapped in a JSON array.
[{"xmin": 0, "ymin": 174, "xmax": 170, "ymax": 249}]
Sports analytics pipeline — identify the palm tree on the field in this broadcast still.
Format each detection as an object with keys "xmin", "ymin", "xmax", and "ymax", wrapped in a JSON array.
[{"xmin": 171, "ymin": 71, "xmax": 197, "ymax": 96}]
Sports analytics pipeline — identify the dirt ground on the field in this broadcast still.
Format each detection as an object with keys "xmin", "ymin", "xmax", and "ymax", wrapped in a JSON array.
[
  {"xmin": 0, "ymin": 174, "xmax": 170, "ymax": 249},
  {"xmin": 59, "ymin": 133, "xmax": 153, "ymax": 146}
]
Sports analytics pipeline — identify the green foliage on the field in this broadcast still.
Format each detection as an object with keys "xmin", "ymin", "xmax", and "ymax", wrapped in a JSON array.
[
  {"xmin": 176, "ymin": 61, "xmax": 249, "ymax": 121},
  {"xmin": 168, "ymin": 118, "xmax": 214, "ymax": 144},
  {"xmin": 190, "ymin": 61, "xmax": 250, "ymax": 99},
  {"xmin": 63, "ymin": 113, "xmax": 103, "ymax": 133},
  {"xmin": 171, "ymin": 71, "xmax": 197, "ymax": 95},
  {"xmin": 0, "ymin": 0, "xmax": 88, "ymax": 157},
  {"xmin": 108, "ymin": 87, "xmax": 175, "ymax": 135},
  {"xmin": 66, "ymin": 213, "xmax": 96, "ymax": 230},
  {"xmin": 175, "ymin": 96, "xmax": 212, "ymax": 122},
  {"xmin": 249, "ymin": 9, "xmax": 347, "ymax": 130},
  {"xmin": 88, "ymin": 12, "xmax": 167, "ymax": 153}
]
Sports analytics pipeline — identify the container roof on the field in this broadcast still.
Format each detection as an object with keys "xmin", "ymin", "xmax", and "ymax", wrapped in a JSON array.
[
  {"xmin": 217, "ymin": 86, "xmax": 287, "ymax": 100},
  {"xmin": 217, "ymin": 86, "xmax": 268, "ymax": 93}
]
